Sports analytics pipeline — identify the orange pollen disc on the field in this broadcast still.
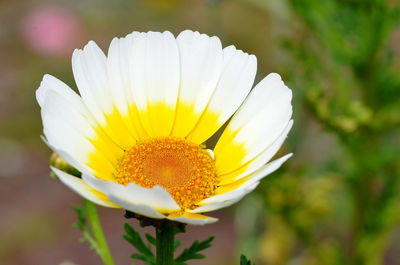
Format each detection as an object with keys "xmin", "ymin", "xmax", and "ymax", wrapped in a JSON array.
[{"xmin": 114, "ymin": 137, "xmax": 218, "ymax": 210}]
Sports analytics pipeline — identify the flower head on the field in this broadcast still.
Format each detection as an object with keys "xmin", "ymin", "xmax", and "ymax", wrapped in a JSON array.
[{"xmin": 37, "ymin": 30, "xmax": 293, "ymax": 225}]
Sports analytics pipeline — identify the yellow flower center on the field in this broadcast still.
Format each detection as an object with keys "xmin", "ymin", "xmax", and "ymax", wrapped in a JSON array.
[{"xmin": 114, "ymin": 137, "xmax": 218, "ymax": 210}]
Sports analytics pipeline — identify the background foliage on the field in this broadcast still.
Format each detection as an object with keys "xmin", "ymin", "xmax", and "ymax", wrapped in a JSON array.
[{"xmin": 1, "ymin": 0, "xmax": 399, "ymax": 264}]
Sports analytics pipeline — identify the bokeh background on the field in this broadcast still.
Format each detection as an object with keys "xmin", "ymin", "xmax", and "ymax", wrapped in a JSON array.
[{"xmin": 1, "ymin": 0, "xmax": 400, "ymax": 264}]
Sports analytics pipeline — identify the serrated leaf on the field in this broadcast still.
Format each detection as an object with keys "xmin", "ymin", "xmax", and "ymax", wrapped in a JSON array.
[
  {"xmin": 72, "ymin": 205, "xmax": 86, "ymax": 230},
  {"xmin": 175, "ymin": 235, "xmax": 214, "ymax": 264},
  {"xmin": 130, "ymin": 253, "xmax": 156, "ymax": 265},
  {"xmin": 195, "ymin": 236, "xmax": 214, "ymax": 252},
  {"xmin": 72, "ymin": 206, "xmax": 102, "ymax": 258},
  {"xmin": 145, "ymin": 232, "xmax": 156, "ymax": 245},
  {"xmin": 124, "ymin": 223, "xmax": 154, "ymax": 259},
  {"xmin": 174, "ymin": 240, "xmax": 182, "ymax": 251}
]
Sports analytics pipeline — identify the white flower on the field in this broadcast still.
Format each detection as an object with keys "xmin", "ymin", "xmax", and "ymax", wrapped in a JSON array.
[{"xmin": 37, "ymin": 30, "xmax": 293, "ymax": 225}]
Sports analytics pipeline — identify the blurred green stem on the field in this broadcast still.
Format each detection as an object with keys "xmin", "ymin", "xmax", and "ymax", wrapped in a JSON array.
[
  {"xmin": 156, "ymin": 221, "xmax": 175, "ymax": 265},
  {"xmin": 84, "ymin": 199, "xmax": 115, "ymax": 265}
]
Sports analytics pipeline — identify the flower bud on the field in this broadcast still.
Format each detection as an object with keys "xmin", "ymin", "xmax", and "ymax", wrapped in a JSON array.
[{"xmin": 49, "ymin": 152, "xmax": 81, "ymax": 178}]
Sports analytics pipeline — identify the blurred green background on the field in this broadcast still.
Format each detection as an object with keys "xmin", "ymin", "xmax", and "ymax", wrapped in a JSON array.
[{"xmin": 1, "ymin": 0, "xmax": 400, "ymax": 264}]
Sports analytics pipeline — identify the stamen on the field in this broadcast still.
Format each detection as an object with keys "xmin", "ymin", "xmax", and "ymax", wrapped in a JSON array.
[{"xmin": 114, "ymin": 137, "xmax": 218, "ymax": 210}]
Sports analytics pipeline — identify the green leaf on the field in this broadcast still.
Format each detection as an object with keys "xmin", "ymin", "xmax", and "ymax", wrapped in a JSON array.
[
  {"xmin": 72, "ymin": 205, "xmax": 86, "ymax": 230},
  {"xmin": 240, "ymin": 254, "xmax": 255, "ymax": 265},
  {"xmin": 124, "ymin": 222, "xmax": 156, "ymax": 264},
  {"xmin": 130, "ymin": 253, "xmax": 156, "ymax": 265},
  {"xmin": 145, "ymin": 232, "xmax": 156, "ymax": 246},
  {"xmin": 174, "ymin": 235, "xmax": 214, "ymax": 264},
  {"xmin": 71, "ymin": 204, "xmax": 102, "ymax": 258},
  {"xmin": 174, "ymin": 239, "xmax": 182, "ymax": 252},
  {"xmin": 124, "ymin": 223, "xmax": 154, "ymax": 257}
]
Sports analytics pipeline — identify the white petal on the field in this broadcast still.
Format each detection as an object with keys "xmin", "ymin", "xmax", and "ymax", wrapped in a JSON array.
[
  {"xmin": 189, "ymin": 182, "xmax": 258, "ymax": 213},
  {"xmin": 119, "ymin": 184, "xmax": 181, "ymax": 213},
  {"xmin": 219, "ymin": 119, "xmax": 293, "ymax": 185},
  {"xmin": 37, "ymin": 75, "xmax": 86, "ymax": 115},
  {"xmin": 82, "ymin": 173, "xmax": 180, "ymax": 213},
  {"xmin": 107, "ymin": 36, "xmax": 132, "ymax": 115},
  {"xmin": 41, "ymin": 89, "xmax": 97, "ymax": 140},
  {"xmin": 190, "ymin": 154, "xmax": 292, "ymax": 213},
  {"xmin": 171, "ymin": 30, "xmax": 223, "ymax": 137},
  {"xmin": 37, "ymin": 75, "xmax": 103, "ymax": 145},
  {"xmin": 43, "ymin": 136, "xmax": 93, "ymax": 176},
  {"xmin": 129, "ymin": 31, "xmax": 180, "ymax": 136},
  {"xmin": 207, "ymin": 149, "xmax": 215, "ymax": 160},
  {"xmin": 51, "ymin": 167, "xmax": 119, "ymax": 208},
  {"xmin": 42, "ymin": 113, "xmax": 116, "ymax": 180},
  {"xmin": 37, "ymin": 74, "xmax": 110, "ymax": 141},
  {"xmin": 108, "ymin": 193, "xmax": 166, "ymax": 219},
  {"xmin": 72, "ymin": 41, "xmax": 112, "ymax": 124},
  {"xmin": 233, "ymin": 153, "xmax": 293, "ymax": 189},
  {"xmin": 187, "ymin": 46, "xmax": 257, "ymax": 144},
  {"xmin": 188, "ymin": 192, "xmax": 249, "ymax": 213},
  {"xmin": 214, "ymin": 73, "xmax": 292, "ymax": 174},
  {"xmin": 228, "ymin": 73, "xmax": 292, "ymax": 133},
  {"xmin": 167, "ymin": 212, "xmax": 218, "ymax": 225},
  {"xmin": 36, "ymin": 75, "xmax": 116, "ymax": 179},
  {"xmin": 39, "ymin": 83, "xmax": 121, "ymax": 177},
  {"xmin": 107, "ymin": 34, "xmax": 148, "ymax": 140},
  {"xmin": 42, "ymin": 111, "xmax": 94, "ymax": 165},
  {"xmin": 73, "ymin": 41, "xmax": 137, "ymax": 149}
]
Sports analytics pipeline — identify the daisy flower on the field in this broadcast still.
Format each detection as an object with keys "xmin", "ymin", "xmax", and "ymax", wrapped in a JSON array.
[{"xmin": 37, "ymin": 30, "xmax": 293, "ymax": 225}]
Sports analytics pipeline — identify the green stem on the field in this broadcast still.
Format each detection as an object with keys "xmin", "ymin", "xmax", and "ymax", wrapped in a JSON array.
[
  {"xmin": 156, "ymin": 221, "xmax": 175, "ymax": 265},
  {"xmin": 84, "ymin": 199, "xmax": 115, "ymax": 265}
]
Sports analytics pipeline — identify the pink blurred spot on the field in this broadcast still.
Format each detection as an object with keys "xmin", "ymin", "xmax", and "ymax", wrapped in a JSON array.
[{"xmin": 21, "ymin": 6, "xmax": 85, "ymax": 57}]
